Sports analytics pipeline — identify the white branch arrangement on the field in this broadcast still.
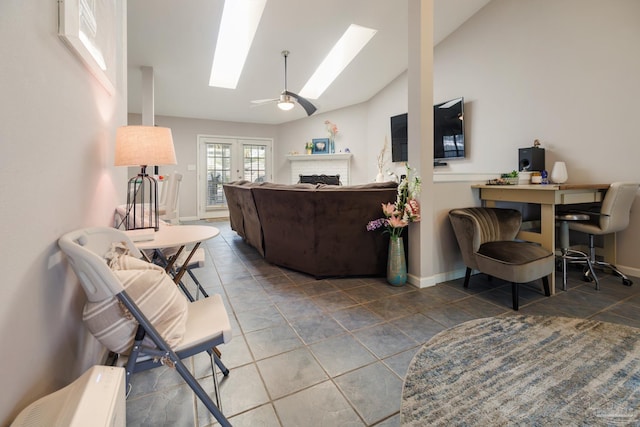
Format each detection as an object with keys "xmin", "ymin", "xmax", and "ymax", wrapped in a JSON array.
[{"xmin": 377, "ymin": 136, "xmax": 388, "ymax": 174}]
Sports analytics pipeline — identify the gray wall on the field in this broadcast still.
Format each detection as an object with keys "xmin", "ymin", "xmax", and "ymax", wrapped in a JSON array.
[
  {"xmin": 0, "ymin": 1, "xmax": 127, "ymax": 424},
  {"xmin": 432, "ymin": 0, "xmax": 640, "ymax": 276}
]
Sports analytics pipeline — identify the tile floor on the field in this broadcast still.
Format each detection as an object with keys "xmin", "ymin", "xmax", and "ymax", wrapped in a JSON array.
[{"xmin": 125, "ymin": 220, "xmax": 640, "ymax": 426}]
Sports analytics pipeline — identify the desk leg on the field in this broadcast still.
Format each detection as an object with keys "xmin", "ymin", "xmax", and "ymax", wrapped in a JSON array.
[{"xmin": 540, "ymin": 204, "xmax": 556, "ymax": 295}]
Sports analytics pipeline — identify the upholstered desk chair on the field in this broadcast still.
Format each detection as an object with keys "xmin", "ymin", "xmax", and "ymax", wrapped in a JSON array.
[
  {"xmin": 58, "ymin": 227, "xmax": 232, "ymax": 427},
  {"xmin": 449, "ymin": 207, "xmax": 554, "ymax": 310},
  {"xmin": 565, "ymin": 181, "xmax": 639, "ymax": 286}
]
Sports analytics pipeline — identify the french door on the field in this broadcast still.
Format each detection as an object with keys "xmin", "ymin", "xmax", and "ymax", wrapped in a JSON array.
[{"xmin": 197, "ymin": 135, "xmax": 272, "ymax": 218}]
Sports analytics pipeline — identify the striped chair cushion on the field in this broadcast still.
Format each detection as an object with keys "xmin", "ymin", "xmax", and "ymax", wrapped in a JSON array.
[{"xmin": 82, "ymin": 254, "xmax": 187, "ymax": 354}]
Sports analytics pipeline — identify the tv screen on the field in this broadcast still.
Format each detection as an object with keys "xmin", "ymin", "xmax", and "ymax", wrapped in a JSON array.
[
  {"xmin": 390, "ymin": 113, "xmax": 408, "ymax": 162},
  {"xmin": 434, "ymin": 97, "xmax": 464, "ymax": 162}
]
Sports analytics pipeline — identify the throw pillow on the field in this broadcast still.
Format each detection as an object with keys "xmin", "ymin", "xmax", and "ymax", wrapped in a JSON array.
[{"xmin": 82, "ymin": 248, "xmax": 188, "ymax": 355}]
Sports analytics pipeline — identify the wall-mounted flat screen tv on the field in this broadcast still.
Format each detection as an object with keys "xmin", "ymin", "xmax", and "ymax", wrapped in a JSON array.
[
  {"xmin": 434, "ymin": 97, "xmax": 465, "ymax": 164},
  {"xmin": 390, "ymin": 113, "xmax": 408, "ymax": 162}
]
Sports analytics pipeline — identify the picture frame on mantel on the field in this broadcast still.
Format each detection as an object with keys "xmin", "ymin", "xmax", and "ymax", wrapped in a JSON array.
[
  {"xmin": 58, "ymin": 0, "xmax": 118, "ymax": 95},
  {"xmin": 312, "ymin": 138, "xmax": 329, "ymax": 154}
]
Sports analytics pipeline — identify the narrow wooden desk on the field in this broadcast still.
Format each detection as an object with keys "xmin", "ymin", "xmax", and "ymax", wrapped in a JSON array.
[{"xmin": 471, "ymin": 183, "xmax": 610, "ymax": 294}]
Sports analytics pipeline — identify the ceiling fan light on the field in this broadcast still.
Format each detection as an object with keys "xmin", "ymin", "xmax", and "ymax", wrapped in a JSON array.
[{"xmin": 278, "ymin": 100, "xmax": 295, "ymax": 111}]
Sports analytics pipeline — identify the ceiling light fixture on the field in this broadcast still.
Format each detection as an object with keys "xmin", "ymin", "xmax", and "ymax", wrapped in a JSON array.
[
  {"xmin": 277, "ymin": 94, "xmax": 295, "ymax": 111},
  {"xmin": 209, "ymin": 0, "xmax": 267, "ymax": 89},
  {"xmin": 299, "ymin": 24, "xmax": 377, "ymax": 100}
]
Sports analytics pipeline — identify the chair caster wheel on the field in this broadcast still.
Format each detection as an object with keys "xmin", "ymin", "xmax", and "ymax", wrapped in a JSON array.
[{"xmin": 622, "ymin": 278, "xmax": 633, "ymax": 286}]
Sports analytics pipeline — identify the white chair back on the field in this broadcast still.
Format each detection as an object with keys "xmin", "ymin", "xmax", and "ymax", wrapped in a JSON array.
[
  {"xmin": 599, "ymin": 182, "xmax": 639, "ymax": 233},
  {"xmin": 160, "ymin": 172, "xmax": 183, "ymax": 222},
  {"xmin": 58, "ymin": 227, "xmax": 141, "ymax": 302}
]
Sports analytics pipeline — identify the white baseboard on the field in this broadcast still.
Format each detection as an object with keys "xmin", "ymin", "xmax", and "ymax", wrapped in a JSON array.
[
  {"xmin": 408, "ymin": 264, "xmax": 638, "ymax": 290},
  {"xmin": 408, "ymin": 268, "xmax": 468, "ymax": 288}
]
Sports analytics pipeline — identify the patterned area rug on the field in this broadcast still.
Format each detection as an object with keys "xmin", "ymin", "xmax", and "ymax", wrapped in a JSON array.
[{"xmin": 401, "ymin": 315, "xmax": 640, "ymax": 426}]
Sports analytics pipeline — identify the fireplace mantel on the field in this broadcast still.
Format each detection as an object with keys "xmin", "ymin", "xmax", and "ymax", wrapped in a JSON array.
[
  {"xmin": 286, "ymin": 153, "xmax": 353, "ymax": 184},
  {"xmin": 286, "ymin": 153, "xmax": 353, "ymax": 161}
]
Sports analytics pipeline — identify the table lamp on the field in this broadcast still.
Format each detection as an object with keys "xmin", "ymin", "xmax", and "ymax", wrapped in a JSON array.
[{"xmin": 115, "ymin": 126, "xmax": 177, "ymax": 231}]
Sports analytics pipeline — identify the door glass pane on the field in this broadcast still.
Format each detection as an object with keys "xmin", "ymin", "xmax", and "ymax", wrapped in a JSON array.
[
  {"xmin": 206, "ymin": 143, "xmax": 231, "ymax": 207},
  {"xmin": 243, "ymin": 144, "xmax": 267, "ymax": 183}
]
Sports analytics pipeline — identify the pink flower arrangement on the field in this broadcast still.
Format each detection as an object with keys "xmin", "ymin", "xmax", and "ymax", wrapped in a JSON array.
[
  {"xmin": 324, "ymin": 120, "xmax": 338, "ymax": 138},
  {"xmin": 367, "ymin": 165, "xmax": 421, "ymax": 240}
]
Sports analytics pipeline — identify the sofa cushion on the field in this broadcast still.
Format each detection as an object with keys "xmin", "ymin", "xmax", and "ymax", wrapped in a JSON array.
[{"xmin": 82, "ymin": 251, "xmax": 188, "ymax": 354}]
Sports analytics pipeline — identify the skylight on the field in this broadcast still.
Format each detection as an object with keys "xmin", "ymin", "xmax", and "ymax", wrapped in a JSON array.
[
  {"xmin": 209, "ymin": 0, "xmax": 267, "ymax": 89},
  {"xmin": 299, "ymin": 24, "xmax": 377, "ymax": 100}
]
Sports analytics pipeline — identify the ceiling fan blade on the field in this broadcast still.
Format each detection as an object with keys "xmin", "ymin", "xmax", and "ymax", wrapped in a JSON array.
[
  {"xmin": 250, "ymin": 98, "xmax": 278, "ymax": 104},
  {"xmin": 285, "ymin": 90, "xmax": 317, "ymax": 116}
]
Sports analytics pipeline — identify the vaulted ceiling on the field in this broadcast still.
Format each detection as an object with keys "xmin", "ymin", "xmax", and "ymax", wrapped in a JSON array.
[{"xmin": 127, "ymin": 0, "xmax": 491, "ymax": 125}]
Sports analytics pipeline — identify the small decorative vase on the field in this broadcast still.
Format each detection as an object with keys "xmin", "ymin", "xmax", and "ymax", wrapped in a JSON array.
[
  {"xmin": 551, "ymin": 161, "xmax": 568, "ymax": 184},
  {"xmin": 387, "ymin": 236, "xmax": 407, "ymax": 286},
  {"xmin": 306, "ymin": 148, "xmax": 312, "ymax": 155},
  {"xmin": 375, "ymin": 172, "xmax": 385, "ymax": 183},
  {"xmin": 329, "ymin": 137, "xmax": 335, "ymax": 153}
]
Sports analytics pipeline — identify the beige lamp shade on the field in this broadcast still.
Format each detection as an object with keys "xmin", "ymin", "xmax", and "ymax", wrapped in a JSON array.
[{"xmin": 114, "ymin": 126, "xmax": 177, "ymax": 167}]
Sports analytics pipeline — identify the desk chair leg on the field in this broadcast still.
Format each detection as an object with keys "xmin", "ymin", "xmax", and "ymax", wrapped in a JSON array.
[
  {"xmin": 557, "ymin": 219, "xmax": 600, "ymax": 291},
  {"xmin": 560, "ymin": 249, "xmax": 569, "ymax": 291},
  {"xmin": 587, "ymin": 235, "xmax": 633, "ymax": 286}
]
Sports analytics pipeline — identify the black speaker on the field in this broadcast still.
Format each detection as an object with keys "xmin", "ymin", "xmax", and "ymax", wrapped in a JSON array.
[{"xmin": 518, "ymin": 147, "xmax": 545, "ymax": 172}]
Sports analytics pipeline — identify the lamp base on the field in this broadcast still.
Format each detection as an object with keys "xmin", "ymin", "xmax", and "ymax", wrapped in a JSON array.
[{"xmin": 123, "ymin": 170, "xmax": 159, "ymax": 231}]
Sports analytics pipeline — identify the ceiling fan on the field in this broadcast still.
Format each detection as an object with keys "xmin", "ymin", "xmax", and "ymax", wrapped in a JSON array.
[{"xmin": 250, "ymin": 50, "xmax": 317, "ymax": 116}]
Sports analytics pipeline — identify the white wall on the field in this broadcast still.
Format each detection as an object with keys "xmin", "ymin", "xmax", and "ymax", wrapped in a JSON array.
[
  {"xmin": 142, "ymin": 72, "xmax": 410, "ymax": 208},
  {"xmin": 274, "ymin": 72, "xmax": 410, "ymax": 184},
  {"xmin": 0, "ymin": 1, "xmax": 127, "ymax": 425},
  {"xmin": 434, "ymin": 0, "xmax": 640, "ymax": 178},
  {"xmin": 432, "ymin": 0, "xmax": 640, "ymax": 274}
]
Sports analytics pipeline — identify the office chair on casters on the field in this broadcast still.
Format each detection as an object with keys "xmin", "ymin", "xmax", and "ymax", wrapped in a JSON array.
[
  {"xmin": 565, "ymin": 182, "xmax": 639, "ymax": 286},
  {"xmin": 58, "ymin": 227, "xmax": 232, "ymax": 427},
  {"xmin": 556, "ymin": 213, "xmax": 600, "ymax": 291}
]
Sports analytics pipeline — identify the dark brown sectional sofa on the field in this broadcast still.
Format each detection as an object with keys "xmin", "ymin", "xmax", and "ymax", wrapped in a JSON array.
[{"xmin": 223, "ymin": 180, "xmax": 400, "ymax": 278}]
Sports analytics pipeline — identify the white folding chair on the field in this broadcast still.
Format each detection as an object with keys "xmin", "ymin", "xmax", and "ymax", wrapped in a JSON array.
[
  {"xmin": 58, "ymin": 227, "xmax": 232, "ymax": 427},
  {"xmin": 159, "ymin": 172, "xmax": 183, "ymax": 224}
]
